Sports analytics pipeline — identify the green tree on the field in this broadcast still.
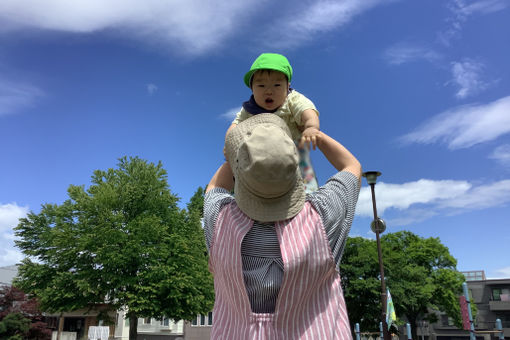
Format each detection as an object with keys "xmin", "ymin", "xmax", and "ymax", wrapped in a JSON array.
[
  {"xmin": 340, "ymin": 236, "xmax": 382, "ymax": 332},
  {"xmin": 14, "ymin": 157, "xmax": 214, "ymax": 340},
  {"xmin": 0, "ymin": 313, "xmax": 30, "ymax": 340},
  {"xmin": 186, "ymin": 186, "xmax": 205, "ymax": 217},
  {"xmin": 340, "ymin": 231, "xmax": 467, "ymax": 339}
]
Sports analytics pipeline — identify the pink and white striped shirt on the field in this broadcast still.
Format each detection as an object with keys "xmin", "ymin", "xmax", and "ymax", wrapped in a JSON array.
[{"xmin": 209, "ymin": 201, "xmax": 353, "ymax": 340}]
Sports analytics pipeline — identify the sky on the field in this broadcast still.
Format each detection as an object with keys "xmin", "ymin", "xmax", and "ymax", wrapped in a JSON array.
[{"xmin": 0, "ymin": 0, "xmax": 509, "ymax": 279}]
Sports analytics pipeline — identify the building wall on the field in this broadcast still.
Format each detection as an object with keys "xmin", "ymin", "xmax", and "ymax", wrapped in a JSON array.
[
  {"xmin": 113, "ymin": 309, "xmax": 184, "ymax": 340},
  {"xmin": 183, "ymin": 315, "xmax": 211, "ymax": 340},
  {"xmin": 426, "ymin": 277, "xmax": 510, "ymax": 340}
]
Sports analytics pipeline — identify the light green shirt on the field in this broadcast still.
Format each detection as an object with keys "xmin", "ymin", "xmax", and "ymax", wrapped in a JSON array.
[{"xmin": 233, "ymin": 90, "xmax": 319, "ymax": 142}]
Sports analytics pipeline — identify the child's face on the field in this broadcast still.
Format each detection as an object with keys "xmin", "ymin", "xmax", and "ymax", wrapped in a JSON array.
[{"xmin": 251, "ymin": 70, "xmax": 289, "ymax": 111}]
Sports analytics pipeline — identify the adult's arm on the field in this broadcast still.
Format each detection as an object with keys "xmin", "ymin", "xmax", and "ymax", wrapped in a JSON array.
[
  {"xmin": 316, "ymin": 131, "xmax": 362, "ymax": 181},
  {"xmin": 206, "ymin": 162, "xmax": 234, "ymax": 193}
]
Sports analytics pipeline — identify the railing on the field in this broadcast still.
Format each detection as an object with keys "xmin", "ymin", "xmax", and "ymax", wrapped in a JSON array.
[
  {"xmin": 51, "ymin": 331, "xmax": 77, "ymax": 340},
  {"xmin": 489, "ymin": 300, "xmax": 510, "ymax": 312},
  {"xmin": 474, "ymin": 320, "xmax": 510, "ymax": 329}
]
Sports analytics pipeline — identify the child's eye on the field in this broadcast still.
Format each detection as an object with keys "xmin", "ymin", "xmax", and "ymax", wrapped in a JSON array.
[{"xmin": 274, "ymin": 84, "xmax": 281, "ymax": 87}]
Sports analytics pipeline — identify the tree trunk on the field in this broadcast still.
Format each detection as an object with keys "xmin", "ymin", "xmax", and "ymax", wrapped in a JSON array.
[
  {"xmin": 128, "ymin": 312, "xmax": 138, "ymax": 340},
  {"xmin": 56, "ymin": 313, "xmax": 64, "ymax": 340},
  {"xmin": 408, "ymin": 315, "xmax": 418, "ymax": 340}
]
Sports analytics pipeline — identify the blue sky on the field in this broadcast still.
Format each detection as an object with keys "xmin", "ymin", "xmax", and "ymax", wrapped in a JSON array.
[{"xmin": 0, "ymin": 0, "xmax": 509, "ymax": 279}]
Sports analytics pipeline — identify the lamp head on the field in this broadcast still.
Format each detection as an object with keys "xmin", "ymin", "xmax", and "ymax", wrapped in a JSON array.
[{"xmin": 362, "ymin": 171, "xmax": 381, "ymax": 185}]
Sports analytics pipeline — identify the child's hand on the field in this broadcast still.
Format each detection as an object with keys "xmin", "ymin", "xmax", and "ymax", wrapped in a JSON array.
[{"xmin": 299, "ymin": 127, "xmax": 321, "ymax": 150}]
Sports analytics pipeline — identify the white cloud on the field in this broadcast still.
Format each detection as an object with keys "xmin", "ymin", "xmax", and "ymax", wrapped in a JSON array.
[
  {"xmin": 356, "ymin": 179, "xmax": 510, "ymax": 226},
  {"xmin": 0, "ymin": 78, "xmax": 43, "ymax": 116},
  {"xmin": 450, "ymin": 59, "xmax": 490, "ymax": 99},
  {"xmin": 0, "ymin": 245, "xmax": 24, "ymax": 267},
  {"xmin": 489, "ymin": 144, "xmax": 510, "ymax": 165},
  {"xmin": 0, "ymin": 0, "xmax": 401, "ymax": 54},
  {"xmin": 146, "ymin": 83, "xmax": 158, "ymax": 96},
  {"xmin": 383, "ymin": 43, "xmax": 441, "ymax": 65},
  {"xmin": 220, "ymin": 107, "xmax": 241, "ymax": 121},
  {"xmin": 457, "ymin": 0, "xmax": 509, "ymax": 15},
  {"xmin": 0, "ymin": 203, "xmax": 28, "ymax": 267},
  {"xmin": 400, "ymin": 95, "xmax": 510, "ymax": 149},
  {"xmin": 0, "ymin": 0, "xmax": 262, "ymax": 55},
  {"xmin": 356, "ymin": 179, "xmax": 471, "ymax": 217},
  {"xmin": 0, "ymin": 203, "xmax": 28, "ymax": 232},
  {"xmin": 438, "ymin": 0, "xmax": 508, "ymax": 46},
  {"xmin": 439, "ymin": 179, "xmax": 510, "ymax": 210},
  {"xmin": 248, "ymin": 0, "xmax": 394, "ymax": 49}
]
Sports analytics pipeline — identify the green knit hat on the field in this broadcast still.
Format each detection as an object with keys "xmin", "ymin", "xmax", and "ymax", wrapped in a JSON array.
[{"xmin": 244, "ymin": 53, "xmax": 293, "ymax": 88}]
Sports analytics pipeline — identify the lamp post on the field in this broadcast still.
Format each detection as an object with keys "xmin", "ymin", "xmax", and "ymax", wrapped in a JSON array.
[{"xmin": 362, "ymin": 171, "xmax": 391, "ymax": 340}]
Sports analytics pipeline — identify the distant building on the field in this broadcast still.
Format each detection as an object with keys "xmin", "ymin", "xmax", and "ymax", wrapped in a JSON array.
[
  {"xmin": 0, "ymin": 265, "xmax": 200, "ymax": 340},
  {"xmin": 463, "ymin": 270, "xmax": 487, "ymax": 282},
  {"xmin": 414, "ymin": 270, "xmax": 509, "ymax": 340},
  {"xmin": 0, "ymin": 265, "xmax": 18, "ymax": 286}
]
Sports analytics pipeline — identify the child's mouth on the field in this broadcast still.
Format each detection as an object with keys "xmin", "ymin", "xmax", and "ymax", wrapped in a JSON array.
[{"xmin": 265, "ymin": 98, "xmax": 274, "ymax": 104}]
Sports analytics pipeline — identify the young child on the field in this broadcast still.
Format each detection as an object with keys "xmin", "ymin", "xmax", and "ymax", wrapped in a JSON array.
[{"xmin": 225, "ymin": 53, "xmax": 321, "ymax": 192}]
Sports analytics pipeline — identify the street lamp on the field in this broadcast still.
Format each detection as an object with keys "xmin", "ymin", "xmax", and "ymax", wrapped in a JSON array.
[{"xmin": 362, "ymin": 171, "xmax": 391, "ymax": 340}]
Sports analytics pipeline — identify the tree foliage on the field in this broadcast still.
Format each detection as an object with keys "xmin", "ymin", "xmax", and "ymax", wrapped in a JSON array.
[
  {"xmin": 0, "ymin": 285, "xmax": 51, "ymax": 340},
  {"xmin": 14, "ymin": 157, "xmax": 214, "ymax": 340},
  {"xmin": 340, "ymin": 231, "xmax": 467, "ymax": 338}
]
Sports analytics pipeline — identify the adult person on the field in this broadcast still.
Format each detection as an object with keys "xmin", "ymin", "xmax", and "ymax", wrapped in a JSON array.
[{"xmin": 204, "ymin": 114, "xmax": 361, "ymax": 339}]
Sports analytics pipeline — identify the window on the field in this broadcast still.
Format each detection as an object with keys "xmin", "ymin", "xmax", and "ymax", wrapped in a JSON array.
[
  {"xmin": 44, "ymin": 317, "xmax": 58, "ymax": 329},
  {"xmin": 462, "ymin": 270, "xmax": 486, "ymax": 281},
  {"xmin": 143, "ymin": 317, "xmax": 151, "ymax": 324},
  {"xmin": 441, "ymin": 315, "xmax": 454, "ymax": 326},
  {"xmin": 493, "ymin": 288, "xmax": 510, "ymax": 301},
  {"xmin": 191, "ymin": 313, "xmax": 213, "ymax": 327},
  {"xmin": 161, "ymin": 318, "xmax": 169, "ymax": 326}
]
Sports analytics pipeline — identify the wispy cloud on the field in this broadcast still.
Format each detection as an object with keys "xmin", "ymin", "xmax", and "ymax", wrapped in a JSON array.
[
  {"xmin": 489, "ymin": 144, "xmax": 510, "ymax": 166},
  {"xmin": 146, "ymin": 83, "xmax": 158, "ymax": 96},
  {"xmin": 456, "ymin": 0, "xmax": 509, "ymax": 15},
  {"xmin": 449, "ymin": 59, "xmax": 490, "ymax": 99},
  {"xmin": 0, "ymin": 0, "xmax": 397, "ymax": 54},
  {"xmin": 0, "ymin": 78, "xmax": 43, "ymax": 116},
  {"xmin": 0, "ymin": 1, "xmax": 402, "ymax": 55},
  {"xmin": 0, "ymin": 0, "xmax": 263, "ymax": 55},
  {"xmin": 383, "ymin": 43, "xmax": 442, "ymax": 65},
  {"xmin": 0, "ymin": 203, "xmax": 28, "ymax": 266},
  {"xmin": 253, "ymin": 0, "xmax": 395, "ymax": 49},
  {"xmin": 400, "ymin": 95, "xmax": 510, "ymax": 149},
  {"xmin": 356, "ymin": 179, "xmax": 510, "ymax": 226},
  {"xmin": 439, "ymin": 180, "xmax": 510, "ymax": 210},
  {"xmin": 493, "ymin": 266, "xmax": 510, "ymax": 279},
  {"xmin": 438, "ymin": 0, "xmax": 509, "ymax": 46},
  {"xmin": 220, "ymin": 107, "xmax": 241, "ymax": 121}
]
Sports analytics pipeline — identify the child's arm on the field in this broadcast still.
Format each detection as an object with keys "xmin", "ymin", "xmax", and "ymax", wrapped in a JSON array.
[{"xmin": 299, "ymin": 109, "xmax": 321, "ymax": 149}]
